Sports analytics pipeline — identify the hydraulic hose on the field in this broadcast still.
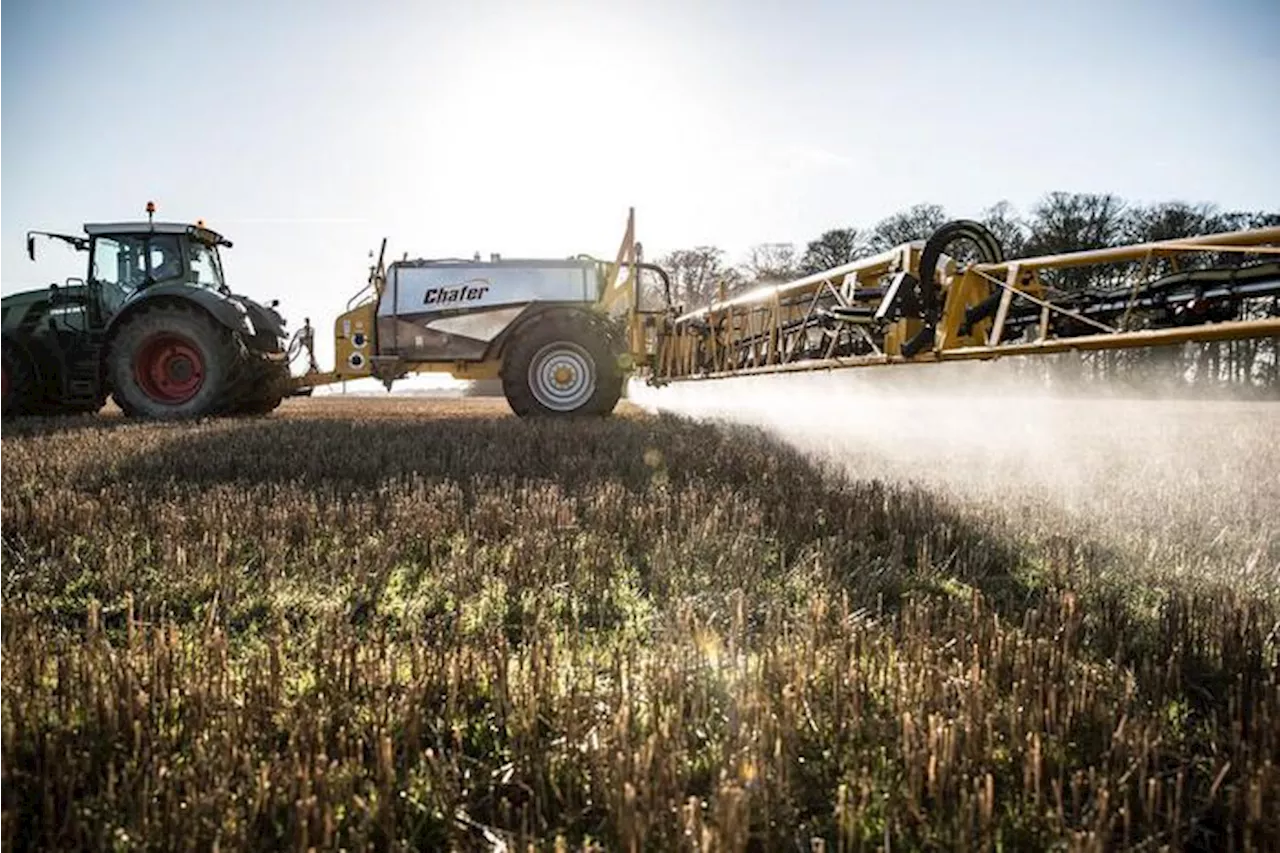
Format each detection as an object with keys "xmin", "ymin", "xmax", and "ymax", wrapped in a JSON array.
[{"xmin": 902, "ymin": 220, "xmax": 1004, "ymax": 357}]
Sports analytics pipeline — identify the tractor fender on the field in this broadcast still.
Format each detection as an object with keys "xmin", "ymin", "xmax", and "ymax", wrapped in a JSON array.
[
  {"xmin": 105, "ymin": 286, "xmax": 255, "ymax": 344},
  {"xmin": 240, "ymin": 299, "xmax": 287, "ymax": 348}
]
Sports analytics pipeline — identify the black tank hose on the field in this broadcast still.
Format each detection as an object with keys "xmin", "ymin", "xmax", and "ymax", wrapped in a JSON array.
[{"xmin": 902, "ymin": 220, "xmax": 1005, "ymax": 357}]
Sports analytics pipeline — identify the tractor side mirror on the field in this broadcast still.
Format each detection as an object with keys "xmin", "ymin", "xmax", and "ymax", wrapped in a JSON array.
[{"xmin": 27, "ymin": 235, "xmax": 36, "ymax": 261}]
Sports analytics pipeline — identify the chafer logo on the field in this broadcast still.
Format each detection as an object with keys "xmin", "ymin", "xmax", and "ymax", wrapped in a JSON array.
[{"xmin": 424, "ymin": 278, "xmax": 490, "ymax": 306}]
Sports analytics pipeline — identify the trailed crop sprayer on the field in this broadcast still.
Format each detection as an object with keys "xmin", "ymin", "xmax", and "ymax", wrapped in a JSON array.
[{"xmin": 4, "ymin": 206, "xmax": 1279, "ymax": 419}]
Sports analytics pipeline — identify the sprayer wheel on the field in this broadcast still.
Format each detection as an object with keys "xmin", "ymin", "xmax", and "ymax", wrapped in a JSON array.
[{"xmin": 501, "ymin": 310, "xmax": 623, "ymax": 417}]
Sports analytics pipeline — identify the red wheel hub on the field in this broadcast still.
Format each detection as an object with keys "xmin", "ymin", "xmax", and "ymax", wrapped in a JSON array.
[{"xmin": 134, "ymin": 334, "xmax": 206, "ymax": 404}]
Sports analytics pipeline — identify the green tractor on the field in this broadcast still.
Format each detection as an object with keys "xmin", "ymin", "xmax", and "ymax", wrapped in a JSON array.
[{"xmin": 2, "ymin": 207, "xmax": 292, "ymax": 419}]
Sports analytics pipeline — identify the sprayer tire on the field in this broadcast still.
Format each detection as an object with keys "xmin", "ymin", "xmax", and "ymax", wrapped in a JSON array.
[{"xmin": 501, "ymin": 310, "xmax": 623, "ymax": 417}]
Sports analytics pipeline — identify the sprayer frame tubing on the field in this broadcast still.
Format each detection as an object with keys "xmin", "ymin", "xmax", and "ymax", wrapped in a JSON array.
[
  {"xmin": 658, "ymin": 317, "xmax": 1280, "ymax": 382},
  {"xmin": 677, "ymin": 226, "xmax": 1280, "ymax": 325},
  {"xmin": 655, "ymin": 225, "xmax": 1280, "ymax": 383},
  {"xmin": 676, "ymin": 247, "xmax": 906, "ymax": 323}
]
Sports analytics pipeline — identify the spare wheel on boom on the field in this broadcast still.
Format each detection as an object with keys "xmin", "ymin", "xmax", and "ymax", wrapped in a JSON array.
[
  {"xmin": 108, "ymin": 302, "xmax": 241, "ymax": 419},
  {"xmin": 500, "ymin": 310, "xmax": 623, "ymax": 417}
]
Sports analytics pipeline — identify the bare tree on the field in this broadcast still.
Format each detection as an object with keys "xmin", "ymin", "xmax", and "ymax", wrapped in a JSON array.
[
  {"xmin": 1122, "ymin": 200, "xmax": 1221, "ymax": 244},
  {"xmin": 1117, "ymin": 201, "xmax": 1228, "ymax": 296},
  {"xmin": 1025, "ymin": 192, "xmax": 1126, "ymax": 259},
  {"xmin": 867, "ymin": 203, "xmax": 948, "ymax": 252},
  {"xmin": 981, "ymin": 200, "xmax": 1028, "ymax": 258},
  {"xmin": 743, "ymin": 243, "xmax": 798, "ymax": 284},
  {"xmin": 800, "ymin": 228, "xmax": 862, "ymax": 275},
  {"xmin": 656, "ymin": 246, "xmax": 743, "ymax": 309},
  {"xmin": 1023, "ymin": 192, "xmax": 1128, "ymax": 296},
  {"xmin": 1218, "ymin": 210, "xmax": 1280, "ymax": 232}
]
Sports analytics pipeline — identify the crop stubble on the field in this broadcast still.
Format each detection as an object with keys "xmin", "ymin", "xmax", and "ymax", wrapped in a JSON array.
[{"xmin": 2, "ymin": 396, "xmax": 1277, "ymax": 851}]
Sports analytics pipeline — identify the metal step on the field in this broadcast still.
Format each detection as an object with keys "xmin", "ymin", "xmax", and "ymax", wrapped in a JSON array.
[{"xmin": 62, "ymin": 347, "xmax": 102, "ymax": 405}]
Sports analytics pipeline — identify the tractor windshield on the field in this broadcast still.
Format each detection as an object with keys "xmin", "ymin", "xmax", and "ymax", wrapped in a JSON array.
[{"xmin": 187, "ymin": 241, "xmax": 227, "ymax": 292}]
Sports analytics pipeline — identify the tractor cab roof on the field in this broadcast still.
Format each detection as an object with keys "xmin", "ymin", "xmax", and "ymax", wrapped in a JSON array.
[{"xmin": 83, "ymin": 221, "xmax": 232, "ymax": 247}]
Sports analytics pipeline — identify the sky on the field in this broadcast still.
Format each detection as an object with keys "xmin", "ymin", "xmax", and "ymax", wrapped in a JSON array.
[{"xmin": 3, "ymin": 0, "xmax": 1278, "ymax": 371}]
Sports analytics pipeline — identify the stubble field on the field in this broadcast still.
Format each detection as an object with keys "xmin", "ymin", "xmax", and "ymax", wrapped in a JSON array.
[{"xmin": 2, "ymin": 390, "xmax": 1277, "ymax": 851}]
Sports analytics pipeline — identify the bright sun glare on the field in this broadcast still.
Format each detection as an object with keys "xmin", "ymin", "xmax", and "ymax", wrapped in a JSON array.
[{"xmin": 389, "ymin": 13, "xmax": 747, "ymax": 254}]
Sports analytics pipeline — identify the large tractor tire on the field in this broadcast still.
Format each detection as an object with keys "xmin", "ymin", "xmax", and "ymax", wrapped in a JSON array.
[
  {"xmin": 501, "ymin": 310, "xmax": 623, "ymax": 417},
  {"xmin": 2, "ymin": 339, "xmax": 35, "ymax": 417},
  {"xmin": 108, "ymin": 303, "xmax": 240, "ymax": 420}
]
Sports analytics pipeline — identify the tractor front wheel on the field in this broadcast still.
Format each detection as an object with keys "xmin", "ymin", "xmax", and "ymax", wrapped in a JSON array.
[
  {"xmin": 109, "ymin": 304, "xmax": 239, "ymax": 420},
  {"xmin": 230, "ymin": 358, "xmax": 291, "ymax": 416},
  {"xmin": 501, "ymin": 311, "xmax": 623, "ymax": 417}
]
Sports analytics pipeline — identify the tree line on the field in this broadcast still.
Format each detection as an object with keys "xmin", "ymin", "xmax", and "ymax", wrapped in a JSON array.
[{"xmin": 654, "ymin": 193, "xmax": 1280, "ymax": 390}]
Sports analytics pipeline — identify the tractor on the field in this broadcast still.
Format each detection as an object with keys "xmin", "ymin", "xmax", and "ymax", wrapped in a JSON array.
[{"xmin": 2, "ymin": 204, "xmax": 291, "ymax": 419}]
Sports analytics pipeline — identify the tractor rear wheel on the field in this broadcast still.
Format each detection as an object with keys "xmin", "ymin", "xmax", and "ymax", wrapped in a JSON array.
[
  {"xmin": 108, "ymin": 303, "xmax": 240, "ymax": 420},
  {"xmin": 1, "ymin": 339, "xmax": 34, "ymax": 417},
  {"xmin": 501, "ymin": 310, "xmax": 623, "ymax": 417}
]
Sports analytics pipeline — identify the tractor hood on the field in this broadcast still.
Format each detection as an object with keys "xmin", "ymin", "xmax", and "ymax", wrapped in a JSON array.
[
  {"xmin": 2, "ymin": 288, "xmax": 57, "ymax": 331},
  {"xmin": 1, "ymin": 288, "xmax": 46, "ymax": 307}
]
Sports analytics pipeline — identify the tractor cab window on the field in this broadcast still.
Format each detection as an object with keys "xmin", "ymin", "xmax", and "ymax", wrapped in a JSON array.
[
  {"xmin": 186, "ymin": 241, "xmax": 226, "ymax": 292},
  {"xmin": 91, "ymin": 235, "xmax": 147, "ymax": 315},
  {"xmin": 147, "ymin": 236, "xmax": 183, "ymax": 284},
  {"xmin": 91, "ymin": 234, "xmax": 185, "ymax": 316}
]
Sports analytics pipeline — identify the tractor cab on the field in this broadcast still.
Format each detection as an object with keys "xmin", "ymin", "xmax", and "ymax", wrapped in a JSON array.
[
  {"xmin": 85, "ymin": 221, "xmax": 231, "ymax": 314},
  {"xmin": 23, "ymin": 219, "xmax": 233, "ymax": 331}
]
